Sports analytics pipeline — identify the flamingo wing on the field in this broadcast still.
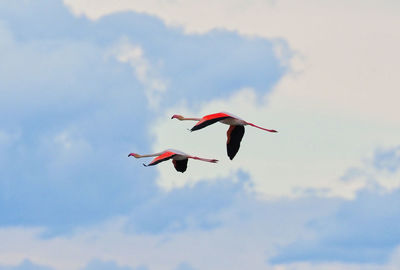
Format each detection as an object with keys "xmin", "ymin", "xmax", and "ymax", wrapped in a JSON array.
[
  {"xmin": 144, "ymin": 151, "xmax": 176, "ymax": 166},
  {"xmin": 172, "ymin": 159, "xmax": 188, "ymax": 173},
  {"xmin": 226, "ymin": 125, "xmax": 245, "ymax": 160},
  {"xmin": 190, "ymin": 112, "xmax": 231, "ymax": 131}
]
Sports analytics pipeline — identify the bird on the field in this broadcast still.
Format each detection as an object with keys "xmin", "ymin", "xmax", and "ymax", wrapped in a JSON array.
[
  {"xmin": 128, "ymin": 149, "xmax": 218, "ymax": 173},
  {"xmin": 171, "ymin": 112, "xmax": 277, "ymax": 160}
]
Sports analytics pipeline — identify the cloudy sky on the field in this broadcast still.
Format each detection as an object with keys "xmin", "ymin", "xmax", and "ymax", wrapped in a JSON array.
[{"xmin": 1, "ymin": 0, "xmax": 400, "ymax": 269}]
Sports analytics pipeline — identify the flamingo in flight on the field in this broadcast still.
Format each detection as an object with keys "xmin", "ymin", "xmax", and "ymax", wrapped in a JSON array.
[
  {"xmin": 128, "ymin": 149, "xmax": 218, "ymax": 173},
  {"xmin": 172, "ymin": 112, "xmax": 277, "ymax": 160}
]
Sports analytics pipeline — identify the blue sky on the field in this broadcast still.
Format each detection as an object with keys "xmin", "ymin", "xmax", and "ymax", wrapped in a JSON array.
[
  {"xmin": 1, "ymin": 0, "xmax": 400, "ymax": 269},
  {"xmin": 0, "ymin": 0, "xmax": 282, "ymax": 233}
]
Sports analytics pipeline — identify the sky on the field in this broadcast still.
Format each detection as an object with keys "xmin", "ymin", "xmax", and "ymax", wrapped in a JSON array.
[{"xmin": 0, "ymin": 0, "xmax": 400, "ymax": 269}]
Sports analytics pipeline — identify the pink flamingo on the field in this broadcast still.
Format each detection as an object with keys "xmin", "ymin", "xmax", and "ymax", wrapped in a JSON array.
[
  {"xmin": 172, "ymin": 112, "xmax": 277, "ymax": 160},
  {"xmin": 128, "ymin": 149, "xmax": 218, "ymax": 173}
]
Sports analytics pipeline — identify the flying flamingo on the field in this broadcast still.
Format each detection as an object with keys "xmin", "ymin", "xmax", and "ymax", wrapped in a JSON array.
[
  {"xmin": 171, "ymin": 112, "xmax": 277, "ymax": 160},
  {"xmin": 128, "ymin": 149, "xmax": 218, "ymax": 173}
]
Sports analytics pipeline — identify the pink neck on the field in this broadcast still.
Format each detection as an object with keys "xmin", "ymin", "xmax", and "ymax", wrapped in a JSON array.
[
  {"xmin": 246, "ymin": 122, "xmax": 277, "ymax": 133},
  {"xmin": 132, "ymin": 152, "xmax": 163, "ymax": 158},
  {"xmin": 172, "ymin": 114, "xmax": 201, "ymax": 121},
  {"xmin": 182, "ymin": 117, "xmax": 201, "ymax": 121}
]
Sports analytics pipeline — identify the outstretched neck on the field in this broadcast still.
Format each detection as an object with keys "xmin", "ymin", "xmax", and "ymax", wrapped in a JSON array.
[
  {"xmin": 128, "ymin": 152, "xmax": 163, "ymax": 158},
  {"xmin": 183, "ymin": 117, "xmax": 202, "ymax": 121},
  {"xmin": 171, "ymin": 115, "xmax": 201, "ymax": 121},
  {"xmin": 246, "ymin": 122, "xmax": 278, "ymax": 133}
]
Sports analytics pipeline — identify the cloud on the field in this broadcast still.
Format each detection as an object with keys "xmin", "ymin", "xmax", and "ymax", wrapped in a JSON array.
[
  {"xmin": 373, "ymin": 147, "xmax": 400, "ymax": 174},
  {"xmin": 64, "ymin": 0, "xmax": 400, "ymax": 120},
  {"xmin": 82, "ymin": 259, "xmax": 147, "ymax": 270},
  {"xmin": 4, "ymin": 190, "xmax": 400, "ymax": 269},
  {"xmin": 83, "ymin": 0, "xmax": 400, "ymax": 200},
  {"xmin": 174, "ymin": 263, "xmax": 197, "ymax": 270},
  {"xmin": 64, "ymin": 0, "xmax": 400, "ymax": 199},
  {"xmin": 0, "ymin": 259, "xmax": 148, "ymax": 270},
  {"xmin": 2, "ymin": 186, "xmax": 400, "ymax": 269},
  {"xmin": 0, "ymin": 194, "xmax": 342, "ymax": 270},
  {"xmin": 271, "ymin": 188, "xmax": 400, "ymax": 264},
  {"xmin": 126, "ymin": 174, "xmax": 250, "ymax": 234},
  {"xmin": 342, "ymin": 146, "xmax": 400, "ymax": 191},
  {"xmin": 0, "ymin": 260, "xmax": 54, "ymax": 270},
  {"xmin": 150, "ymin": 87, "xmax": 400, "ymax": 199},
  {"xmin": 113, "ymin": 42, "xmax": 167, "ymax": 109}
]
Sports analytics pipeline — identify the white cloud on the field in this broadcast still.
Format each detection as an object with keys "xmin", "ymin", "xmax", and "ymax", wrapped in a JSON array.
[
  {"xmin": 63, "ymin": 0, "xmax": 400, "ymax": 198},
  {"xmin": 64, "ymin": 0, "xmax": 400, "ymax": 121},
  {"xmin": 0, "ymin": 219, "xmax": 280, "ymax": 270},
  {"xmin": 2, "ymin": 213, "xmax": 400, "ymax": 270},
  {"xmin": 344, "ymin": 147, "xmax": 400, "ymax": 192},
  {"xmin": 112, "ymin": 41, "xmax": 166, "ymax": 109},
  {"xmin": 0, "ymin": 198, "xmax": 329, "ymax": 270},
  {"xmin": 272, "ymin": 245, "xmax": 400, "ymax": 270},
  {"xmin": 271, "ymin": 262, "xmax": 395, "ymax": 270}
]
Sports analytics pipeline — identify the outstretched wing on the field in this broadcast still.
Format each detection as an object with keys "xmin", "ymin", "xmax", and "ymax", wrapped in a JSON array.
[
  {"xmin": 190, "ymin": 112, "xmax": 231, "ymax": 131},
  {"xmin": 226, "ymin": 125, "xmax": 245, "ymax": 160},
  {"xmin": 144, "ymin": 151, "xmax": 176, "ymax": 166},
  {"xmin": 172, "ymin": 159, "xmax": 188, "ymax": 173}
]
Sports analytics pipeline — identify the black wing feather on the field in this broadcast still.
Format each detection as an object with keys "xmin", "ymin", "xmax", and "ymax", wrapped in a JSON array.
[
  {"xmin": 227, "ymin": 125, "xmax": 245, "ymax": 160},
  {"xmin": 173, "ymin": 159, "xmax": 188, "ymax": 173},
  {"xmin": 144, "ymin": 154, "xmax": 176, "ymax": 166},
  {"xmin": 190, "ymin": 116, "xmax": 230, "ymax": 131}
]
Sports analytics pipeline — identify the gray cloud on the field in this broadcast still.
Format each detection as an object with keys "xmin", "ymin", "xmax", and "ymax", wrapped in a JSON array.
[{"xmin": 271, "ymin": 188, "xmax": 400, "ymax": 264}]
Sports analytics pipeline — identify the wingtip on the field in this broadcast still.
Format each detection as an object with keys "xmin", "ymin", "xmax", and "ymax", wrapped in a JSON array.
[{"xmin": 143, "ymin": 163, "xmax": 148, "ymax": 167}]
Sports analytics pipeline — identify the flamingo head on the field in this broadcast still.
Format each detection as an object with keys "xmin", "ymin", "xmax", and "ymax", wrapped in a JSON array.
[
  {"xmin": 128, "ymin": 153, "xmax": 140, "ymax": 158},
  {"xmin": 171, "ymin": 114, "xmax": 184, "ymax": 120}
]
